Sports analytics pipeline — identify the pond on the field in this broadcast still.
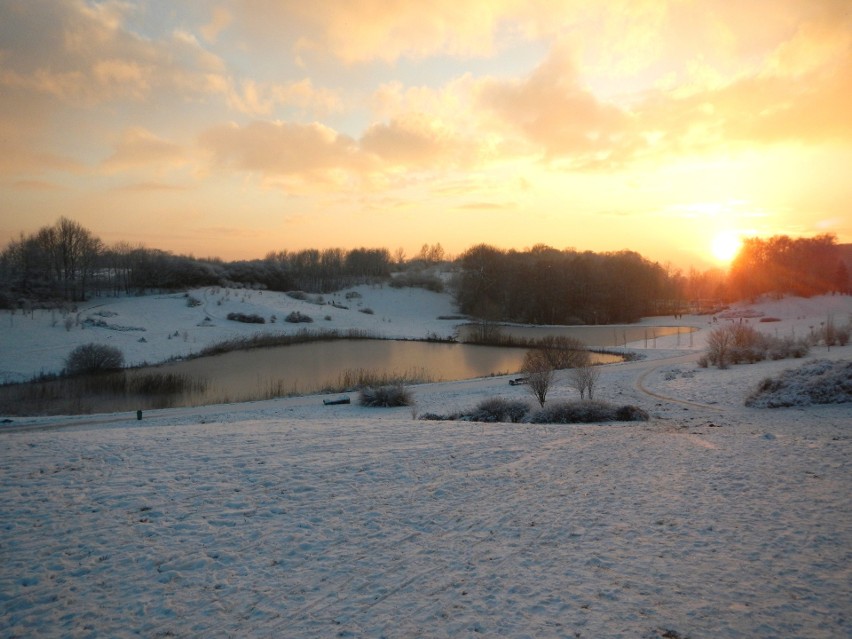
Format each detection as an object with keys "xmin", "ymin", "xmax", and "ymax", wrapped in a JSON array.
[
  {"xmin": 149, "ymin": 339, "xmax": 621, "ymax": 407},
  {"xmin": 0, "ymin": 334, "xmax": 627, "ymax": 415},
  {"xmin": 457, "ymin": 324, "xmax": 697, "ymax": 348}
]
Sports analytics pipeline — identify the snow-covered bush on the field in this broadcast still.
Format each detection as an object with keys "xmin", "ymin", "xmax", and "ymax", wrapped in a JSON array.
[
  {"xmin": 284, "ymin": 311, "xmax": 313, "ymax": 323},
  {"xmin": 745, "ymin": 359, "xmax": 852, "ymax": 407},
  {"xmin": 359, "ymin": 385, "xmax": 414, "ymax": 407},
  {"xmin": 529, "ymin": 400, "xmax": 648, "ymax": 424},
  {"xmin": 468, "ymin": 397, "xmax": 530, "ymax": 423},
  {"xmin": 227, "ymin": 312, "xmax": 266, "ymax": 324},
  {"xmin": 64, "ymin": 343, "xmax": 125, "ymax": 375}
]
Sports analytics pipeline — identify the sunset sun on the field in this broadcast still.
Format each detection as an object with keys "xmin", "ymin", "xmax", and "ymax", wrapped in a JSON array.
[{"xmin": 711, "ymin": 231, "xmax": 742, "ymax": 264}]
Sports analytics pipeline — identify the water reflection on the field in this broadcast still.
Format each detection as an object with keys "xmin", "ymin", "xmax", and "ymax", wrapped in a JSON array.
[
  {"xmin": 458, "ymin": 324, "xmax": 696, "ymax": 347},
  {"xmin": 148, "ymin": 338, "xmax": 620, "ymax": 406}
]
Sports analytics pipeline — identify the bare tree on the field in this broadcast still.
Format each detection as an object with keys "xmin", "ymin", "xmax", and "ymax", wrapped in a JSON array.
[
  {"xmin": 569, "ymin": 361, "xmax": 600, "ymax": 400},
  {"xmin": 522, "ymin": 349, "xmax": 555, "ymax": 407},
  {"xmin": 536, "ymin": 335, "xmax": 590, "ymax": 370}
]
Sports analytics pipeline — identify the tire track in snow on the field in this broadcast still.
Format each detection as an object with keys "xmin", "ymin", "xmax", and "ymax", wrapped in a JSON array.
[{"xmin": 633, "ymin": 353, "xmax": 728, "ymax": 412}]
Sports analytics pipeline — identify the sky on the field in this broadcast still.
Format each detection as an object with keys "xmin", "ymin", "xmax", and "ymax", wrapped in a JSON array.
[{"xmin": 1, "ymin": 0, "xmax": 851, "ymax": 269}]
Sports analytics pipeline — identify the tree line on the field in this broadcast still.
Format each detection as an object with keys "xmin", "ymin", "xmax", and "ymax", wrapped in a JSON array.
[
  {"xmin": 0, "ymin": 217, "xmax": 393, "ymax": 305},
  {"xmin": 453, "ymin": 244, "xmax": 676, "ymax": 324},
  {"xmin": 728, "ymin": 234, "xmax": 849, "ymax": 300},
  {"xmin": 1, "ymin": 217, "xmax": 848, "ymax": 321}
]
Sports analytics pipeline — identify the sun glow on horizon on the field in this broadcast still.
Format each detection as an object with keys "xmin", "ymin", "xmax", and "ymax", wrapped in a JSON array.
[{"xmin": 710, "ymin": 230, "xmax": 743, "ymax": 264}]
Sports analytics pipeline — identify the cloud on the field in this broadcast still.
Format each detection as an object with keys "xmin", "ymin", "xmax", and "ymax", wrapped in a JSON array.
[
  {"xmin": 235, "ymin": 0, "xmax": 514, "ymax": 64},
  {"xmin": 112, "ymin": 182, "xmax": 190, "ymax": 193},
  {"xmin": 199, "ymin": 120, "xmax": 362, "ymax": 178},
  {"xmin": 102, "ymin": 127, "xmax": 185, "ymax": 172},
  {"xmin": 0, "ymin": 147, "xmax": 83, "ymax": 176},
  {"xmin": 11, "ymin": 179, "xmax": 70, "ymax": 191},
  {"xmin": 200, "ymin": 6, "xmax": 233, "ymax": 43},
  {"xmin": 0, "ymin": 0, "xmax": 227, "ymax": 107},
  {"xmin": 361, "ymin": 115, "xmax": 466, "ymax": 169},
  {"xmin": 199, "ymin": 111, "xmax": 500, "ymax": 191},
  {"xmin": 227, "ymin": 78, "xmax": 342, "ymax": 117},
  {"xmin": 476, "ymin": 11, "xmax": 852, "ymax": 169},
  {"xmin": 477, "ymin": 44, "xmax": 633, "ymax": 165}
]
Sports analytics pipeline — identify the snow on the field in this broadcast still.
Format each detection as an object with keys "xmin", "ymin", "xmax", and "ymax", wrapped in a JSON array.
[{"xmin": 1, "ymin": 289, "xmax": 851, "ymax": 638}]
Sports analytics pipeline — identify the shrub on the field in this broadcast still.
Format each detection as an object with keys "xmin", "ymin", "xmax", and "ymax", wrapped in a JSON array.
[
  {"xmin": 389, "ymin": 271, "xmax": 444, "ymax": 292},
  {"xmin": 529, "ymin": 400, "xmax": 649, "ymax": 424},
  {"xmin": 285, "ymin": 311, "xmax": 313, "ymax": 323},
  {"xmin": 706, "ymin": 322, "xmax": 810, "ymax": 368},
  {"xmin": 469, "ymin": 397, "xmax": 530, "ymax": 423},
  {"xmin": 745, "ymin": 359, "xmax": 852, "ymax": 407},
  {"xmin": 615, "ymin": 405, "xmax": 650, "ymax": 421},
  {"xmin": 65, "ymin": 343, "xmax": 125, "ymax": 375},
  {"xmin": 227, "ymin": 312, "xmax": 266, "ymax": 324},
  {"xmin": 359, "ymin": 385, "xmax": 414, "ymax": 407},
  {"xmin": 186, "ymin": 295, "xmax": 202, "ymax": 307},
  {"xmin": 359, "ymin": 307, "xmax": 375, "ymax": 315}
]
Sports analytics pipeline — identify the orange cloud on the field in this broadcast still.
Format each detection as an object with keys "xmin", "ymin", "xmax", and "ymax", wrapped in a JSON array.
[
  {"xmin": 361, "ymin": 115, "xmax": 469, "ymax": 169},
  {"xmin": 477, "ymin": 45, "xmax": 632, "ymax": 166},
  {"xmin": 199, "ymin": 120, "xmax": 362, "ymax": 177},
  {"xmin": 0, "ymin": 1, "xmax": 226, "ymax": 107},
  {"xmin": 103, "ymin": 127, "xmax": 185, "ymax": 172},
  {"xmin": 227, "ymin": 78, "xmax": 342, "ymax": 117},
  {"xmin": 237, "ymin": 0, "xmax": 511, "ymax": 64}
]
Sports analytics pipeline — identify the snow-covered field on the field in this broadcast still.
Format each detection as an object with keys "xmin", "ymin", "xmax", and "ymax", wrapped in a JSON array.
[{"xmin": 1, "ymin": 288, "xmax": 850, "ymax": 638}]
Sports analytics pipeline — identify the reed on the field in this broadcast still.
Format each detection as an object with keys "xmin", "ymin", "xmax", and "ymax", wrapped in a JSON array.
[
  {"xmin": 195, "ymin": 328, "xmax": 376, "ymax": 358},
  {"xmin": 324, "ymin": 367, "xmax": 437, "ymax": 393},
  {"xmin": 0, "ymin": 370, "xmax": 208, "ymax": 416}
]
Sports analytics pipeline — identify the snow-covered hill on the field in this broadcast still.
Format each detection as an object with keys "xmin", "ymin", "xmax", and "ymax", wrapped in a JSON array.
[{"xmin": 1, "ymin": 291, "xmax": 850, "ymax": 638}]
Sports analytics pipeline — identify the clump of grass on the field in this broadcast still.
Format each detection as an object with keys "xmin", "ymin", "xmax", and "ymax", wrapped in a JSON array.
[{"xmin": 359, "ymin": 385, "xmax": 414, "ymax": 407}]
